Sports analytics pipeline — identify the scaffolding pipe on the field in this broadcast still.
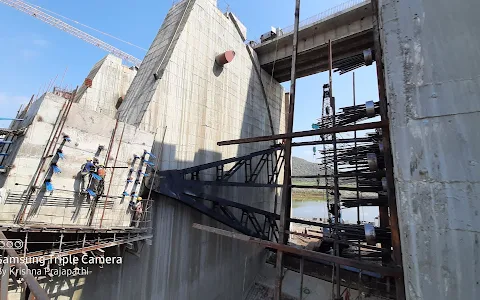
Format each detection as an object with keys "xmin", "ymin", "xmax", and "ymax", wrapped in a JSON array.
[
  {"xmin": 328, "ymin": 39, "xmax": 342, "ymax": 300},
  {"xmin": 99, "ymin": 123, "xmax": 126, "ymax": 228},
  {"xmin": 217, "ymin": 121, "xmax": 387, "ymax": 146},
  {"xmin": 275, "ymin": 1, "xmax": 300, "ymax": 299},
  {"xmin": 291, "ymin": 137, "xmax": 371, "ymax": 147}
]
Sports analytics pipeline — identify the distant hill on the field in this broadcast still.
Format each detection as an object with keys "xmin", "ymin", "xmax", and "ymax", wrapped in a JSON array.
[
  {"xmin": 292, "ymin": 156, "xmax": 322, "ymax": 177},
  {"xmin": 291, "ymin": 156, "xmax": 326, "ymax": 200}
]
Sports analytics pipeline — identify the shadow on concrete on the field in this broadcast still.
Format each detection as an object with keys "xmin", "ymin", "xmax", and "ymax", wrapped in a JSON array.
[
  {"xmin": 71, "ymin": 172, "xmax": 86, "ymax": 222},
  {"xmin": 212, "ymin": 62, "xmax": 224, "ymax": 77},
  {"xmin": 29, "ymin": 7, "xmax": 285, "ymax": 298},
  {"xmin": 26, "ymin": 140, "xmax": 68, "ymax": 220},
  {"xmin": 76, "ymin": 64, "xmax": 284, "ymax": 299}
]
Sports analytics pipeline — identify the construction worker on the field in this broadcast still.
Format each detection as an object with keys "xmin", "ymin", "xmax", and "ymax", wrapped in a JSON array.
[
  {"xmin": 134, "ymin": 197, "xmax": 143, "ymax": 227},
  {"xmin": 80, "ymin": 158, "xmax": 95, "ymax": 193},
  {"xmin": 87, "ymin": 163, "xmax": 106, "ymax": 196},
  {"xmin": 97, "ymin": 165, "xmax": 106, "ymax": 179},
  {"xmin": 92, "ymin": 157, "xmax": 100, "ymax": 171},
  {"xmin": 82, "ymin": 158, "xmax": 95, "ymax": 174}
]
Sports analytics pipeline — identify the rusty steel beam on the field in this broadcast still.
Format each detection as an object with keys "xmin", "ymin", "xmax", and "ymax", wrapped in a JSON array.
[
  {"xmin": 192, "ymin": 223, "xmax": 402, "ymax": 277},
  {"xmin": 292, "ymin": 137, "xmax": 371, "ymax": 147},
  {"xmin": 0, "ymin": 224, "xmax": 146, "ymax": 234},
  {"xmin": 275, "ymin": 1, "xmax": 301, "ymax": 298},
  {"xmin": 0, "ymin": 232, "xmax": 49, "ymax": 300},
  {"xmin": 24, "ymin": 234, "xmax": 152, "ymax": 261},
  {"xmin": 218, "ymin": 121, "xmax": 387, "ymax": 146},
  {"xmin": 291, "ymin": 170, "xmax": 385, "ymax": 179},
  {"xmin": 328, "ymin": 38, "xmax": 342, "ymax": 300},
  {"xmin": 291, "ymin": 185, "xmax": 381, "ymax": 192}
]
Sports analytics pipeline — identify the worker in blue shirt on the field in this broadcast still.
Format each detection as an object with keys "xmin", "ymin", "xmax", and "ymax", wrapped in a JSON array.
[{"xmin": 80, "ymin": 158, "xmax": 96, "ymax": 193}]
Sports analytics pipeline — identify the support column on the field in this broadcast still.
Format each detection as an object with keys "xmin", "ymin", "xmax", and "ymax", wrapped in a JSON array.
[
  {"xmin": 275, "ymin": 1, "xmax": 300, "ymax": 299},
  {"xmin": 371, "ymin": 0, "xmax": 405, "ymax": 299}
]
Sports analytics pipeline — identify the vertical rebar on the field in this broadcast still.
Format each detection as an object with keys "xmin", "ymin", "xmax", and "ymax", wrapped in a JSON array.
[
  {"xmin": 59, "ymin": 233, "xmax": 64, "ymax": 252},
  {"xmin": 275, "ymin": 1, "xmax": 300, "ymax": 299},
  {"xmin": 104, "ymin": 119, "xmax": 119, "ymax": 167},
  {"xmin": 354, "ymin": 72, "xmax": 362, "ymax": 293},
  {"xmin": 147, "ymin": 126, "xmax": 167, "ymax": 201},
  {"xmin": 23, "ymin": 232, "xmax": 28, "ymax": 259},
  {"xmin": 353, "ymin": 72, "xmax": 360, "ymax": 227},
  {"xmin": 328, "ymin": 39, "xmax": 341, "ymax": 300},
  {"xmin": 17, "ymin": 86, "xmax": 78, "ymax": 224},
  {"xmin": 99, "ymin": 123, "xmax": 126, "ymax": 228}
]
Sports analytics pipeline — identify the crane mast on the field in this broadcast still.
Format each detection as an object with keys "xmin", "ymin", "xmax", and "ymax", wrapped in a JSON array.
[{"xmin": 0, "ymin": 0, "xmax": 142, "ymax": 66}]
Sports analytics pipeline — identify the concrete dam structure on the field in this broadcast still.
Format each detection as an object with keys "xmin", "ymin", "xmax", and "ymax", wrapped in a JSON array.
[{"xmin": 0, "ymin": 0, "xmax": 478, "ymax": 299}]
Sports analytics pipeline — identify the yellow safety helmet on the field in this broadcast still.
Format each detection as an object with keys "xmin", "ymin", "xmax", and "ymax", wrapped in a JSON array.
[{"xmin": 137, "ymin": 197, "xmax": 142, "ymax": 201}]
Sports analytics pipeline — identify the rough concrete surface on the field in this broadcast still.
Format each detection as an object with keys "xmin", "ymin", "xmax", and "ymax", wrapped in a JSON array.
[
  {"xmin": 74, "ymin": 55, "xmax": 137, "ymax": 119},
  {"xmin": 0, "ymin": 0, "xmax": 286, "ymax": 298},
  {"xmin": 380, "ymin": 0, "xmax": 480, "ymax": 299},
  {"xmin": 104, "ymin": 0, "xmax": 286, "ymax": 298},
  {"xmin": 0, "ymin": 91, "xmax": 153, "ymax": 226}
]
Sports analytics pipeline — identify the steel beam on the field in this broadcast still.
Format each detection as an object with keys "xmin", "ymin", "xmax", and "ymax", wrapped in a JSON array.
[
  {"xmin": 275, "ymin": 2, "xmax": 301, "ymax": 298},
  {"xmin": 24, "ymin": 234, "xmax": 153, "ymax": 261},
  {"xmin": 160, "ymin": 146, "xmax": 282, "ymax": 175},
  {"xmin": 292, "ymin": 137, "xmax": 371, "ymax": 147},
  {"xmin": 193, "ymin": 223, "xmax": 402, "ymax": 277},
  {"xmin": 217, "ymin": 121, "xmax": 387, "ymax": 146}
]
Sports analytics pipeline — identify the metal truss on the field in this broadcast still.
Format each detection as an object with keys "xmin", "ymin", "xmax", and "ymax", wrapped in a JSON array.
[
  {"xmin": 155, "ymin": 172, "xmax": 280, "ymax": 241},
  {"xmin": 151, "ymin": 144, "xmax": 392, "ymax": 245},
  {"xmin": 157, "ymin": 145, "xmax": 285, "ymax": 185},
  {"xmin": 152, "ymin": 146, "xmax": 285, "ymax": 241}
]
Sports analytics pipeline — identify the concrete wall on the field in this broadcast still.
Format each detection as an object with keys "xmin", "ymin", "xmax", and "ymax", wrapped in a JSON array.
[
  {"xmin": 74, "ymin": 55, "xmax": 137, "ymax": 119},
  {"xmin": 1, "ymin": 0, "xmax": 284, "ymax": 298},
  {"xmin": 380, "ymin": 0, "xmax": 480, "ymax": 299},
  {"xmin": 102, "ymin": 0, "xmax": 286, "ymax": 299},
  {"xmin": 0, "ymin": 92, "xmax": 154, "ymax": 227}
]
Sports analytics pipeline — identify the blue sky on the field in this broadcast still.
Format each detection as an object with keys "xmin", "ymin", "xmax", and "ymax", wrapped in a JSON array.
[{"xmin": 0, "ymin": 0, "xmax": 378, "ymax": 162}]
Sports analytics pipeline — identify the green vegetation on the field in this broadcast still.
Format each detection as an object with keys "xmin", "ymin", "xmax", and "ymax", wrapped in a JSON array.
[{"xmin": 292, "ymin": 189, "xmax": 326, "ymax": 201}]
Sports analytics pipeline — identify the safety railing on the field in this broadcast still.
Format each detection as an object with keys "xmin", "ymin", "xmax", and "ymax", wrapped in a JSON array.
[
  {"xmin": 253, "ymin": 0, "xmax": 370, "ymax": 45},
  {"xmin": 0, "ymin": 191, "xmax": 154, "ymax": 230},
  {"xmin": 0, "ymin": 232, "xmax": 49, "ymax": 300}
]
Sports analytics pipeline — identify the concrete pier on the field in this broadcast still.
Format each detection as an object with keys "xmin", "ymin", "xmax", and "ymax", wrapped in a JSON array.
[{"xmin": 381, "ymin": 0, "xmax": 480, "ymax": 299}]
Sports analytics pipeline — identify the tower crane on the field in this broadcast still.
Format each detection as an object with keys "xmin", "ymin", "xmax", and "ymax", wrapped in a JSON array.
[{"xmin": 0, "ymin": 0, "xmax": 142, "ymax": 66}]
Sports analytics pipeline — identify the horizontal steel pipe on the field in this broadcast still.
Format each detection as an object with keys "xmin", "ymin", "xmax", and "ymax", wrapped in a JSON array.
[
  {"xmin": 291, "ymin": 185, "xmax": 381, "ymax": 192},
  {"xmin": 218, "ymin": 121, "xmax": 388, "ymax": 146},
  {"xmin": 292, "ymin": 137, "xmax": 371, "ymax": 147}
]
